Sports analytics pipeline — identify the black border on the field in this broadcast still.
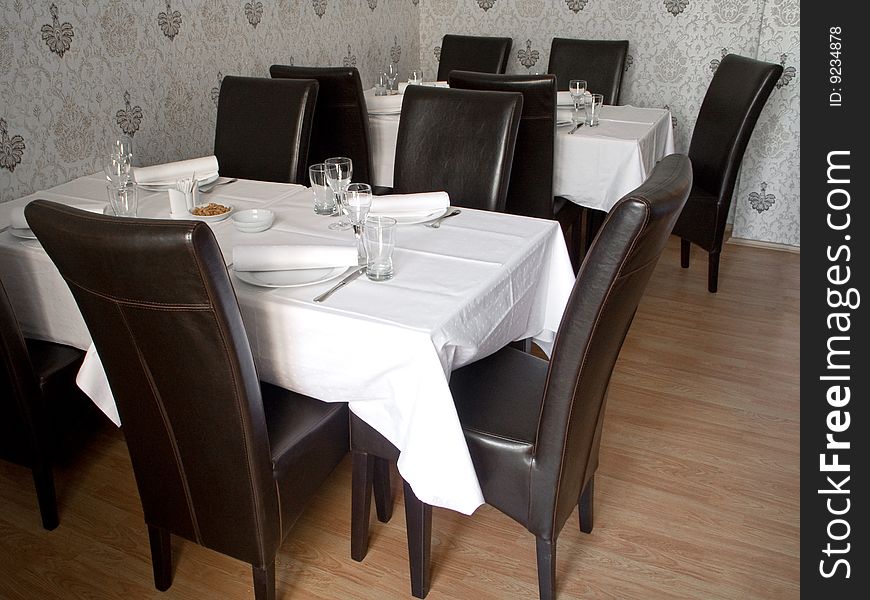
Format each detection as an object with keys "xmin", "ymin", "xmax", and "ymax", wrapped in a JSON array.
[{"xmin": 801, "ymin": 3, "xmax": 867, "ymax": 596}]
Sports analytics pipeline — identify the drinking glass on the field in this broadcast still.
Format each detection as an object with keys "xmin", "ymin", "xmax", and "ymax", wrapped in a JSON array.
[
  {"xmin": 407, "ymin": 68, "xmax": 424, "ymax": 86},
  {"xmin": 374, "ymin": 73, "xmax": 388, "ymax": 96},
  {"xmin": 106, "ymin": 182, "xmax": 138, "ymax": 217},
  {"xmin": 586, "ymin": 93, "xmax": 604, "ymax": 127},
  {"xmin": 309, "ymin": 163, "xmax": 336, "ymax": 215},
  {"xmin": 345, "ymin": 182, "xmax": 373, "ymax": 265},
  {"xmin": 569, "ymin": 79, "xmax": 587, "ymax": 126},
  {"xmin": 384, "ymin": 63, "xmax": 399, "ymax": 95},
  {"xmin": 325, "ymin": 156, "xmax": 353, "ymax": 230},
  {"xmin": 105, "ymin": 134, "xmax": 135, "ymax": 186},
  {"xmin": 364, "ymin": 216, "xmax": 397, "ymax": 281}
]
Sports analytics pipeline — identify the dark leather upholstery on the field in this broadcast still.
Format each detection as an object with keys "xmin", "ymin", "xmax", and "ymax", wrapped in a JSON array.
[
  {"xmin": 672, "ymin": 54, "xmax": 782, "ymax": 292},
  {"xmin": 269, "ymin": 65, "xmax": 373, "ymax": 184},
  {"xmin": 1, "ymin": 280, "xmax": 86, "ymax": 531},
  {"xmin": 214, "ymin": 75, "xmax": 318, "ymax": 184},
  {"xmin": 393, "ymin": 85, "xmax": 523, "ymax": 212},
  {"xmin": 436, "ymin": 34, "xmax": 512, "ymax": 81},
  {"xmin": 349, "ymin": 154, "xmax": 692, "ymax": 599},
  {"xmin": 547, "ymin": 38, "xmax": 629, "ymax": 105},
  {"xmin": 25, "ymin": 201, "xmax": 349, "ymax": 600}
]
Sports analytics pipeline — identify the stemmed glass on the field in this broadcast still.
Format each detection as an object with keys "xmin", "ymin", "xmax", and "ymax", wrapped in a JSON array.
[
  {"xmin": 384, "ymin": 63, "xmax": 399, "ymax": 95},
  {"xmin": 105, "ymin": 135, "xmax": 135, "ymax": 186},
  {"xmin": 344, "ymin": 183, "xmax": 373, "ymax": 265},
  {"xmin": 569, "ymin": 79, "xmax": 587, "ymax": 129},
  {"xmin": 325, "ymin": 156, "xmax": 353, "ymax": 231}
]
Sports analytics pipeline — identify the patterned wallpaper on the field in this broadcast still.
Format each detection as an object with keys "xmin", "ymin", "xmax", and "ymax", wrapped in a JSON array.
[
  {"xmin": 419, "ymin": 0, "xmax": 800, "ymax": 247},
  {"xmin": 0, "ymin": 0, "xmax": 420, "ymax": 203}
]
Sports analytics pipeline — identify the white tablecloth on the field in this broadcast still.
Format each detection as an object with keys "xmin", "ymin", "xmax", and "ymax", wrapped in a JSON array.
[
  {"xmin": 368, "ymin": 101, "xmax": 675, "ymax": 213},
  {"xmin": 0, "ymin": 175, "xmax": 575, "ymax": 515}
]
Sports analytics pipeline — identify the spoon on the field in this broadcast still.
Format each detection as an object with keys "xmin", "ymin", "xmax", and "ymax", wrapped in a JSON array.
[{"xmin": 425, "ymin": 208, "xmax": 461, "ymax": 228}]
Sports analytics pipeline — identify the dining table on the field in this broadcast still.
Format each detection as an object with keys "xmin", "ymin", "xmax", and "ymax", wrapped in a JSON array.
[
  {"xmin": 366, "ymin": 87, "xmax": 675, "ymax": 213},
  {"xmin": 0, "ymin": 173, "xmax": 575, "ymax": 516}
]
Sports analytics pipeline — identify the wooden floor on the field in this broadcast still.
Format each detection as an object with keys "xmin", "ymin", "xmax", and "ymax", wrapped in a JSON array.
[{"xmin": 0, "ymin": 237, "xmax": 800, "ymax": 600}]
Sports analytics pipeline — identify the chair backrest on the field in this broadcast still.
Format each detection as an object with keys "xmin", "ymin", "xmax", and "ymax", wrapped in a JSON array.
[
  {"xmin": 547, "ymin": 38, "xmax": 629, "ymax": 104},
  {"xmin": 25, "ymin": 201, "xmax": 282, "ymax": 566},
  {"xmin": 531, "ymin": 154, "xmax": 692, "ymax": 536},
  {"xmin": 448, "ymin": 71, "xmax": 556, "ymax": 220},
  {"xmin": 393, "ymin": 85, "xmax": 523, "ymax": 213},
  {"xmin": 0, "ymin": 279, "xmax": 45, "ymax": 466},
  {"xmin": 437, "ymin": 34, "xmax": 513, "ymax": 81},
  {"xmin": 214, "ymin": 75, "xmax": 318, "ymax": 185},
  {"xmin": 688, "ymin": 54, "xmax": 783, "ymax": 207},
  {"xmin": 269, "ymin": 65, "xmax": 373, "ymax": 184}
]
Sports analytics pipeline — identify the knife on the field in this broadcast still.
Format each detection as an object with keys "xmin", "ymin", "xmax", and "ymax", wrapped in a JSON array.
[{"xmin": 313, "ymin": 267, "xmax": 365, "ymax": 303}]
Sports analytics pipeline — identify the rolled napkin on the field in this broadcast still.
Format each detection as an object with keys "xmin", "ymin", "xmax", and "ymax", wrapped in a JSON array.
[
  {"xmin": 134, "ymin": 155, "xmax": 219, "ymax": 185},
  {"xmin": 557, "ymin": 90, "xmax": 593, "ymax": 106},
  {"xmin": 369, "ymin": 191, "xmax": 450, "ymax": 217},
  {"xmin": 10, "ymin": 202, "xmax": 102, "ymax": 229},
  {"xmin": 233, "ymin": 244, "xmax": 358, "ymax": 272}
]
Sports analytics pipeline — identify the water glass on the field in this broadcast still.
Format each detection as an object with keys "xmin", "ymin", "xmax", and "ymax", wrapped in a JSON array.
[
  {"xmin": 374, "ymin": 73, "xmax": 388, "ymax": 96},
  {"xmin": 407, "ymin": 68, "xmax": 424, "ymax": 86},
  {"xmin": 106, "ymin": 182, "xmax": 138, "ymax": 217},
  {"xmin": 345, "ymin": 182, "xmax": 373, "ymax": 265},
  {"xmin": 325, "ymin": 156, "xmax": 353, "ymax": 230},
  {"xmin": 309, "ymin": 163, "xmax": 335, "ymax": 215},
  {"xmin": 586, "ymin": 93, "xmax": 604, "ymax": 127},
  {"xmin": 569, "ymin": 79, "xmax": 587, "ymax": 124},
  {"xmin": 384, "ymin": 63, "xmax": 399, "ymax": 95},
  {"xmin": 364, "ymin": 216, "xmax": 397, "ymax": 281}
]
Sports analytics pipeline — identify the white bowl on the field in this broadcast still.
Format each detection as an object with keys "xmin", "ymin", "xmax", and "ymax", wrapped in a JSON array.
[{"xmin": 232, "ymin": 208, "xmax": 274, "ymax": 233}]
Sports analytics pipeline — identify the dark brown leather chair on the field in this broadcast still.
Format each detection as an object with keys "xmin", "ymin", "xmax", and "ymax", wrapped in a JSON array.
[
  {"xmin": 392, "ymin": 85, "xmax": 523, "ymax": 212},
  {"xmin": 447, "ymin": 71, "xmax": 582, "ymax": 261},
  {"xmin": 26, "ymin": 201, "xmax": 349, "ymax": 600},
  {"xmin": 436, "ymin": 34, "xmax": 513, "ymax": 81},
  {"xmin": 1, "ymin": 279, "xmax": 87, "ymax": 531},
  {"xmin": 350, "ymin": 154, "xmax": 692, "ymax": 599},
  {"xmin": 269, "ymin": 65, "xmax": 374, "ymax": 185},
  {"xmin": 214, "ymin": 75, "xmax": 318, "ymax": 185},
  {"xmin": 547, "ymin": 38, "xmax": 629, "ymax": 105},
  {"xmin": 673, "ymin": 54, "xmax": 783, "ymax": 292}
]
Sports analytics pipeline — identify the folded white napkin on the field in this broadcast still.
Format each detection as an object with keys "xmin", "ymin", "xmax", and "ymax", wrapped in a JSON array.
[
  {"xmin": 364, "ymin": 89, "xmax": 404, "ymax": 114},
  {"xmin": 233, "ymin": 244, "xmax": 358, "ymax": 272},
  {"xmin": 557, "ymin": 90, "xmax": 594, "ymax": 106},
  {"xmin": 370, "ymin": 191, "xmax": 450, "ymax": 217},
  {"xmin": 10, "ymin": 203, "xmax": 102, "ymax": 229},
  {"xmin": 134, "ymin": 156, "xmax": 219, "ymax": 185}
]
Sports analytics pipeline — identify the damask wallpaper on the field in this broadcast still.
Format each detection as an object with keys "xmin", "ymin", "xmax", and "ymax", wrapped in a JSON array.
[
  {"xmin": 419, "ymin": 0, "xmax": 800, "ymax": 247},
  {"xmin": 0, "ymin": 0, "xmax": 420, "ymax": 203}
]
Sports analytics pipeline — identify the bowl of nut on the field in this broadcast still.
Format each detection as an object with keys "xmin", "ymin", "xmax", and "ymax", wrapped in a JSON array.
[
  {"xmin": 232, "ymin": 208, "xmax": 274, "ymax": 233},
  {"xmin": 188, "ymin": 202, "xmax": 233, "ymax": 222}
]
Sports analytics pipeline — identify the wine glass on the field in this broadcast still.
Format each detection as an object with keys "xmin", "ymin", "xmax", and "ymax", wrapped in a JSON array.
[
  {"xmin": 569, "ymin": 79, "xmax": 587, "ymax": 128},
  {"xmin": 105, "ymin": 134, "xmax": 135, "ymax": 186},
  {"xmin": 325, "ymin": 156, "xmax": 353, "ymax": 231},
  {"xmin": 384, "ymin": 63, "xmax": 399, "ymax": 95},
  {"xmin": 345, "ymin": 183, "xmax": 373, "ymax": 265}
]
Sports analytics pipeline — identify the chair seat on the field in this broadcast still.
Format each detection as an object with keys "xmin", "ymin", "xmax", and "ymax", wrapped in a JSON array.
[
  {"xmin": 25, "ymin": 338, "xmax": 84, "ymax": 393},
  {"xmin": 450, "ymin": 346, "xmax": 548, "ymax": 524},
  {"xmin": 262, "ymin": 382, "xmax": 349, "ymax": 532},
  {"xmin": 672, "ymin": 184, "xmax": 719, "ymax": 251}
]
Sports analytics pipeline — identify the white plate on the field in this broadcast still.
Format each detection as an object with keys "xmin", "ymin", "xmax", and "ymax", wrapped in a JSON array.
[
  {"xmin": 234, "ymin": 265, "xmax": 350, "ymax": 288},
  {"xmin": 138, "ymin": 173, "xmax": 219, "ymax": 191},
  {"xmin": 369, "ymin": 208, "xmax": 448, "ymax": 225},
  {"xmin": 185, "ymin": 204, "xmax": 234, "ymax": 222},
  {"xmin": 10, "ymin": 227, "xmax": 37, "ymax": 240}
]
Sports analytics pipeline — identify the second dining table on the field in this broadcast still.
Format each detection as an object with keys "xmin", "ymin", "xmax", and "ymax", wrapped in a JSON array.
[
  {"xmin": 366, "ymin": 87, "xmax": 675, "ymax": 213},
  {"xmin": 0, "ymin": 174, "xmax": 575, "ymax": 515}
]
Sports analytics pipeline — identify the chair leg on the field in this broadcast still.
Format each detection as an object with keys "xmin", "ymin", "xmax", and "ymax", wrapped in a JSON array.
[
  {"xmin": 351, "ymin": 451, "xmax": 374, "ymax": 561},
  {"xmin": 373, "ymin": 456, "xmax": 394, "ymax": 523},
  {"xmin": 535, "ymin": 537, "xmax": 557, "ymax": 600},
  {"xmin": 31, "ymin": 463, "xmax": 59, "ymax": 531},
  {"xmin": 403, "ymin": 480, "xmax": 432, "ymax": 599},
  {"xmin": 147, "ymin": 525, "xmax": 173, "ymax": 591},
  {"xmin": 680, "ymin": 238, "xmax": 690, "ymax": 268},
  {"xmin": 252, "ymin": 561, "xmax": 276, "ymax": 600},
  {"xmin": 707, "ymin": 251, "xmax": 720, "ymax": 293},
  {"xmin": 578, "ymin": 476, "xmax": 594, "ymax": 534}
]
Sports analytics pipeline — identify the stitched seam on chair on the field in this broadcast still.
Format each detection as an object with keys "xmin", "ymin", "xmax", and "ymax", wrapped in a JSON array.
[
  {"xmin": 61, "ymin": 278, "xmax": 211, "ymax": 311},
  {"xmin": 115, "ymin": 301, "xmax": 203, "ymax": 543},
  {"xmin": 539, "ymin": 199, "xmax": 651, "ymax": 534},
  {"xmin": 463, "ymin": 425, "xmax": 534, "ymax": 446}
]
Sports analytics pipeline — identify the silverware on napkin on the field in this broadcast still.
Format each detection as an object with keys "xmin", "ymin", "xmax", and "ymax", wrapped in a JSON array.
[
  {"xmin": 424, "ymin": 208, "xmax": 461, "ymax": 228},
  {"xmin": 199, "ymin": 177, "xmax": 238, "ymax": 193},
  {"xmin": 313, "ymin": 267, "xmax": 365, "ymax": 303}
]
